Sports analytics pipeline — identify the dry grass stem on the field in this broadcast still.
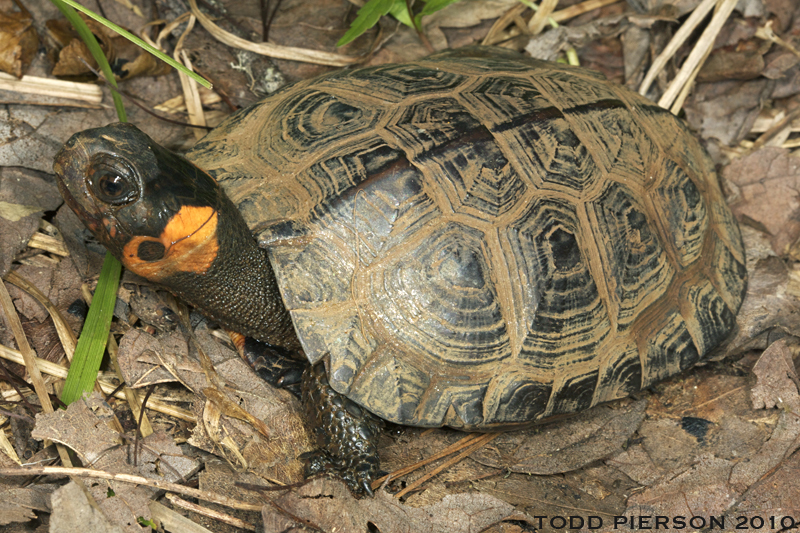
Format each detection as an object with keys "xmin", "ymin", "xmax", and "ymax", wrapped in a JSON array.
[
  {"xmin": 482, "ymin": 3, "xmax": 527, "ymax": 46},
  {"xmin": 0, "ymin": 279, "xmax": 75, "ymax": 466},
  {"xmin": 669, "ymin": 42, "xmax": 712, "ymax": 114},
  {"xmin": 107, "ymin": 334, "xmax": 154, "ymax": 437},
  {"xmin": 0, "ymin": 279, "xmax": 54, "ymax": 413},
  {"xmin": 528, "ymin": 0, "xmax": 560, "ymax": 35},
  {"xmin": 657, "ymin": 0, "xmax": 738, "ymax": 109},
  {"xmin": 4, "ymin": 270, "xmax": 77, "ymax": 361},
  {"xmin": 372, "ymin": 433, "xmax": 485, "ymax": 490},
  {"xmin": 484, "ymin": 0, "xmax": 622, "ymax": 47},
  {"xmin": 0, "ymin": 343, "xmax": 195, "ymax": 422},
  {"xmin": 0, "ymin": 73, "xmax": 103, "ymax": 103},
  {"xmin": 372, "ymin": 431, "xmax": 503, "ymax": 495},
  {"xmin": 638, "ymin": 0, "xmax": 717, "ymax": 97},
  {"xmin": 751, "ymin": 109, "xmax": 800, "ymax": 133},
  {"xmin": 27, "ymin": 232, "xmax": 69, "ymax": 257},
  {"xmin": 0, "ymin": 424, "xmax": 21, "ymax": 465},
  {"xmin": 187, "ymin": 0, "xmax": 359, "ymax": 67},
  {"xmin": 748, "ymin": 106, "xmax": 800, "ymax": 152},
  {"xmin": 0, "ymin": 100, "xmax": 103, "ymax": 108},
  {"xmin": 155, "ymin": 88, "xmax": 221, "ymax": 114},
  {"xmin": 549, "ymin": 0, "xmax": 621, "ymax": 22},
  {"xmin": 755, "ymin": 21, "xmax": 800, "ymax": 58},
  {"xmin": 174, "ymin": 14, "xmax": 206, "ymax": 138}
]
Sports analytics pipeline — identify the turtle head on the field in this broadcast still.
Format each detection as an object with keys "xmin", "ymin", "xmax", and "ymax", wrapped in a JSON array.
[
  {"xmin": 55, "ymin": 123, "xmax": 298, "ymax": 347},
  {"xmin": 54, "ymin": 122, "xmax": 223, "ymax": 283}
]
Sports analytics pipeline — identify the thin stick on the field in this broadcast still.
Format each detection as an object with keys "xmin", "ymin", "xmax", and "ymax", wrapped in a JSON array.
[
  {"xmin": 394, "ymin": 433, "xmax": 499, "ymax": 499},
  {"xmin": 0, "ymin": 466, "xmax": 262, "ymax": 512},
  {"xmin": 164, "ymin": 494, "xmax": 257, "ymax": 531},
  {"xmin": 371, "ymin": 433, "xmax": 486, "ymax": 489},
  {"xmin": 187, "ymin": 0, "xmax": 358, "ymax": 66}
]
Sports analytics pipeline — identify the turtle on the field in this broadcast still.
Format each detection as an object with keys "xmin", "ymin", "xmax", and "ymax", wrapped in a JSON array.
[{"xmin": 54, "ymin": 46, "xmax": 747, "ymax": 495}]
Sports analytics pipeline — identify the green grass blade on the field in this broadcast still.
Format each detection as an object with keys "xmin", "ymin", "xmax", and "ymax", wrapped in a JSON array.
[
  {"xmin": 51, "ymin": 0, "xmax": 127, "ymax": 120},
  {"xmin": 53, "ymin": 0, "xmax": 211, "ymax": 89},
  {"xmin": 60, "ymin": 252, "xmax": 122, "ymax": 404},
  {"xmin": 50, "ymin": 0, "xmax": 126, "ymax": 404}
]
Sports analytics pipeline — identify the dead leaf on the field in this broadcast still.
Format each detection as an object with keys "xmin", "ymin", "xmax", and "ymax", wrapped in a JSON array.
[
  {"xmin": 31, "ymin": 393, "xmax": 202, "ymax": 532},
  {"xmin": 696, "ymin": 49, "xmax": 766, "ymax": 82},
  {"xmin": 606, "ymin": 444, "xmax": 665, "ymax": 486},
  {"xmin": 684, "ymin": 78, "xmax": 775, "ymax": 145},
  {"xmin": 622, "ymin": 454, "xmax": 737, "ymax": 525},
  {"xmin": 263, "ymin": 477, "xmax": 528, "ymax": 533},
  {"xmin": 750, "ymin": 337, "xmax": 800, "ymax": 412},
  {"xmin": 45, "ymin": 16, "xmax": 169, "ymax": 81},
  {"xmin": 31, "ymin": 395, "xmax": 123, "ymax": 466},
  {"xmin": 46, "ymin": 18, "xmax": 116, "ymax": 79},
  {"xmin": 526, "ymin": 20, "xmax": 625, "ymax": 64},
  {"xmin": 117, "ymin": 329, "xmax": 196, "ymax": 389},
  {"xmin": 729, "ymin": 411, "xmax": 800, "ymax": 491},
  {"xmin": 732, "ymin": 450, "xmax": 800, "ymax": 522},
  {"xmin": 0, "ymin": 486, "xmax": 51, "ymax": 526},
  {"xmin": 128, "ymin": 286, "xmax": 178, "ymax": 333},
  {"xmin": 724, "ymin": 233, "xmax": 800, "ymax": 354},
  {"xmin": 187, "ymin": 326, "xmax": 313, "ymax": 485},
  {"xmin": 725, "ymin": 147, "xmax": 800, "ymax": 255},
  {"xmin": 425, "ymin": 0, "xmax": 517, "ymax": 50},
  {"xmin": 470, "ymin": 400, "xmax": 646, "ymax": 475},
  {"xmin": 50, "ymin": 482, "xmax": 128, "ymax": 533},
  {"xmin": 762, "ymin": 48, "xmax": 800, "ymax": 80},
  {"xmin": 0, "ymin": 3, "xmax": 37, "ymax": 78},
  {"xmin": 7, "ymin": 257, "xmax": 83, "ymax": 327},
  {"xmin": 0, "ymin": 167, "xmax": 63, "ymax": 278}
]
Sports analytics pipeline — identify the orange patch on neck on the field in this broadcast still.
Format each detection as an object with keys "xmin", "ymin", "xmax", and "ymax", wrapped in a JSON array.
[{"xmin": 122, "ymin": 205, "xmax": 219, "ymax": 282}]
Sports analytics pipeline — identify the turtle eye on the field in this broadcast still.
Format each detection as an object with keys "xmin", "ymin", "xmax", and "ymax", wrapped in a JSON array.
[{"xmin": 89, "ymin": 154, "xmax": 140, "ymax": 206}]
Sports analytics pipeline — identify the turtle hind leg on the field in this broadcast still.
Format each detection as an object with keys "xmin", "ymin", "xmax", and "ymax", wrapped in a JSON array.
[{"xmin": 301, "ymin": 362, "xmax": 383, "ymax": 496}]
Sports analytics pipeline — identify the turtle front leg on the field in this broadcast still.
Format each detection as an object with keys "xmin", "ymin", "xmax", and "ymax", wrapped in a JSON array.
[
  {"xmin": 229, "ymin": 331, "xmax": 306, "ymax": 397},
  {"xmin": 301, "ymin": 362, "xmax": 383, "ymax": 496}
]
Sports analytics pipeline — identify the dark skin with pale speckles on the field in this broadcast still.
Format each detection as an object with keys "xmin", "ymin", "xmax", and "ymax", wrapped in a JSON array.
[{"xmin": 54, "ymin": 123, "xmax": 382, "ymax": 495}]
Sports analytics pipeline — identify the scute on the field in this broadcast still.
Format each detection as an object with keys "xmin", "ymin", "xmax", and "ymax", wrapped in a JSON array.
[
  {"xmin": 588, "ymin": 181, "xmax": 674, "ymax": 331},
  {"xmin": 186, "ymin": 46, "xmax": 746, "ymax": 430},
  {"xmin": 369, "ymin": 221, "xmax": 510, "ymax": 364}
]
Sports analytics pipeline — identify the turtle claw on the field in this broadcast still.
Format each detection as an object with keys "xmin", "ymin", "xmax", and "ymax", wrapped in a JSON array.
[
  {"xmin": 301, "ymin": 449, "xmax": 378, "ymax": 496},
  {"xmin": 361, "ymin": 479, "xmax": 374, "ymax": 497},
  {"xmin": 236, "ymin": 335, "xmax": 306, "ymax": 397}
]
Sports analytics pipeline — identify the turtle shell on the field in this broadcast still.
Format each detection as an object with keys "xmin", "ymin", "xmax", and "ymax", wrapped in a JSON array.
[{"xmin": 187, "ymin": 46, "xmax": 746, "ymax": 430}]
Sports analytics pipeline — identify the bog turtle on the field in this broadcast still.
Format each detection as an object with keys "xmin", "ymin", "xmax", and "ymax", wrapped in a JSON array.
[{"xmin": 54, "ymin": 46, "xmax": 747, "ymax": 494}]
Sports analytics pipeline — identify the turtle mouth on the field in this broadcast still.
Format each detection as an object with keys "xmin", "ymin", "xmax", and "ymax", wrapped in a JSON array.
[{"xmin": 54, "ymin": 142, "xmax": 104, "ymax": 229}]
